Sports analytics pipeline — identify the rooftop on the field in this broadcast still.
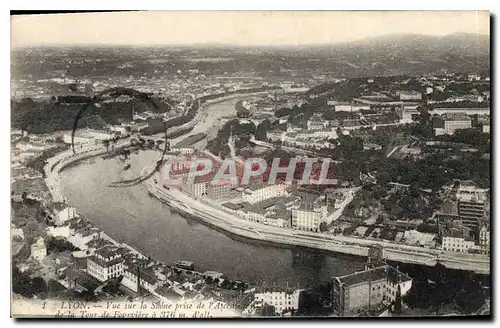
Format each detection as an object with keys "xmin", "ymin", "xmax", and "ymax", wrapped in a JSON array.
[
  {"xmin": 94, "ymin": 245, "xmax": 129, "ymax": 259},
  {"xmin": 337, "ymin": 267, "xmax": 387, "ymax": 287},
  {"xmin": 222, "ymin": 202, "xmax": 243, "ymax": 211},
  {"xmin": 336, "ymin": 264, "xmax": 412, "ymax": 287},
  {"xmin": 440, "ymin": 114, "xmax": 472, "ymax": 121}
]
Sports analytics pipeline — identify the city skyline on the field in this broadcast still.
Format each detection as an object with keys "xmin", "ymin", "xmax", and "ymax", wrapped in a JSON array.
[{"xmin": 11, "ymin": 11, "xmax": 490, "ymax": 48}]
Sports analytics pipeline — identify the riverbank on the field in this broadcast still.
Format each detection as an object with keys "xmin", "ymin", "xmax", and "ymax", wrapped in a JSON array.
[
  {"xmin": 45, "ymin": 137, "xmax": 490, "ymax": 276},
  {"xmin": 44, "ymin": 87, "xmax": 489, "ymax": 278},
  {"xmin": 44, "ymin": 90, "xmax": 271, "ymax": 203},
  {"xmin": 47, "ymin": 139, "xmax": 490, "ymax": 276}
]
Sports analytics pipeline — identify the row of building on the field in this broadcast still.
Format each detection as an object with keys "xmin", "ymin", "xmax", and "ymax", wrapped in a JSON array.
[
  {"xmin": 436, "ymin": 182, "xmax": 490, "ymax": 255},
  {"xmin": 246, "ymin": 246, "xmax": 415, "ymax": 317},
  {"xmin": 332, "ymin": 247, "xmax": 413, "ymax": 317}
]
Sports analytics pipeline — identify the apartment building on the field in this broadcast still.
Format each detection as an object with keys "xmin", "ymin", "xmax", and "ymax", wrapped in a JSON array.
[
  {"xmin": 441, "ymin": 232, "xmax": 476, "ymax": 253},
  {"xmin": 242, "ymin": 183, "xmax": 288, "ymax": 204},
  {"xmin": 87, "ymin": 246, "xmax": 128, "ymax": 282},
  {"xmin": 253, "ymin": 290, "xmax": 302, "ymax": 315},
  {"xmin": 307, "ymin": 116, "xmax": 326, "ymax": 130},
  {"xmin": 432, "ymin": 115, "xmax": 472, "ymax": 136},
  {"xmin": 398, "ymin": 91, "xmax": 422, "ymax": 101},
  {"xmin": 332, "ymin": 264, "xmax": 413, "ymax": 317},
  {"xmin": 291, "ymin": 202, "xmax": 327, "ymax": 232},
  {"xmin": 458, "ymin": 200, "xmax": 485, "ymax": 229},
  {"xmin": 334, "ymin": 103, "xmax": 370, "ymax": 113},
  {"xmin": 206, "ymin": 180, "xmax": 235, "ymax": 200},
  {"xmin": 455, "ymin": 184, "xmax": 489, "ymax": 203},
  {"xmin": 478, "ymin": 225, "xmax": 490, "ymax": 255}
]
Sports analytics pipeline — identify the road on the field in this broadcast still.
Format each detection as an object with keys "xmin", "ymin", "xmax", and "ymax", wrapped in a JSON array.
[{"xmin": 386, "ymin": 145, "xmax": 401, "ymax": 158}]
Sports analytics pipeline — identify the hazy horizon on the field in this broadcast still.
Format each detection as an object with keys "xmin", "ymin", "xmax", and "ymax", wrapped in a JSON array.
[
  {"xmin": 11, "ymin": 11, "xmax": 490, "ymax": 49},
  {"xmin": 10, "ymin": 32, "xmax": 492, "ymax": 50}
]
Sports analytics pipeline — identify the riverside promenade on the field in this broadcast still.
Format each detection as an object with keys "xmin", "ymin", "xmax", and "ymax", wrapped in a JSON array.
[
  {"xmin": 143, "ymin": 174, "xmax": 490, "ymax": 275},
  {"xmin": 45, "ymin": 143, "xmax": 490, "ymax": 275}
]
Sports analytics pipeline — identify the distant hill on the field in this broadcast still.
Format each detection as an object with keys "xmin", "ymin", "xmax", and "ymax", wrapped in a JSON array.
[
  {"xmin": 12, "ymin": 33, "xmax": 491, "ymax": 83},
  {"xmin": 307, "ymin": 33, "xmax": 490, "ymax": 76},
  {"xmin": 225, "ymin": 33, "xmax": 490, "ymax": 77},
  {"xmin": 344, "ymin": 33, "xmax": 489, "ymax": 56}
]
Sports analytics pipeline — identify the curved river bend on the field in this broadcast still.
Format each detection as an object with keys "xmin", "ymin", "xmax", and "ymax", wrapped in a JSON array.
[{"xmin": 60, "ymin": 99, "xmax": 365, "ymax": 288}]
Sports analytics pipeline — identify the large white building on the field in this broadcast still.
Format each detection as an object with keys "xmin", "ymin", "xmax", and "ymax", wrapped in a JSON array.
[
  {"xmin": 87, "ymin": 246, "xmax": 128, "ymax": 282},
  {"xmin": 334, "ymin": 103, "xmax": 370, "ymax": 112},
  {"xmin": 175, "ymin": 174, "xmax": 212, "ymax": 198},
  {"xmin": 293, "ymin": 129, "xmax": 338, "ymax": 140},
  {"xmin": 432, "ymin": 115, "xmax": 472, "ymax": 136},
  {"xmin": 398, "ymin": 91, "xmax": 422, "ymax": 101},
  {"xmin": 441, "ymin": 235, "xmax": 475, "ymax": 253},
  {"xmin": 55, "ymin": 207, "xmax": 77, "ymax": 226},
  {"xmin": 184, "ymin": 179, "xmax": 208, "ymax": 198},
  {"xmin": 291, "ymin": 203, "xmax": 327, "ymax": 232},
  {"xmin": 455, "ymin": 185, "xmax": 489, "ymax": 203},
  {"xmin": 306, "ymin": 116, "xmax": 326, "ymax": 130},
  {"xmin": 429, "ymin": 107, "xmax": 490, "ymax": 116},
  {"xmin": 253, "ymin": 290, "xmax": 303, "ymax": 315},
  {"xmin": 242, "ymin": 183, "xmax": 288, "ymax": 204}
]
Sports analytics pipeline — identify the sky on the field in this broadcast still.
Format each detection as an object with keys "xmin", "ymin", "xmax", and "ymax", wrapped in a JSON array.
[{"xmin": 11, "ymin": 11, "xmax": 490, "ymax": 48}]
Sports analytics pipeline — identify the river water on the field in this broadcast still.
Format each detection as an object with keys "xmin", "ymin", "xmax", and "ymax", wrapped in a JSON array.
[{"xmin": 60, "ymin": 98, "xmax": 365, "ymax": 288}]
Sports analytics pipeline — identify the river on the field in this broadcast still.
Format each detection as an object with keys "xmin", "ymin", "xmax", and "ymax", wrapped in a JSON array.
[{"xmin": 60, "ymin": 98, "xmax": 365, "ymax": 288}]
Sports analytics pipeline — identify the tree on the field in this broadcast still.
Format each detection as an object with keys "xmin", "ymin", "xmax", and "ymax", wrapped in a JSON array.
[
  {"xmin": 255, "ymin": 119, "xmax": 271, "ymax": 141},
  {"xmin": 416, "ymin": 222, "xmax": 438, "ymax": 234},
  {"xmin": 236, "ymin": 108, "xmax": 250, "ymax": 118},
  {"xmin": 275, "ymin": 107, "xmax": 292, "ymax": 118},
  {"xmin": 103, "ymin": 139, "xmax": 110, "ymax": 152},
  {"xmin": 12, "ymin": 266, "xmax": 49, "ymax": 299},
  {"xmin": 319, "ymin": 222, "xmax": 328, "ymax": 232},
  {"xmin": 21, "ymin": 192, "xmax": 28, "ymax": 203}
]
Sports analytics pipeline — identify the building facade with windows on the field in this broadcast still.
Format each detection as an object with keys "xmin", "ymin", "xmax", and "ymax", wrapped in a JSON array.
[
  {"xmin": 441, "ymin": 235, "xmax": 476, "ymax": 253},
  {"xmin": 207, "ymin": 180, "xmax": 236, "ymax": 200},
  {"xmin": 399, "ymin": 91, "xmax": 422, "ymax": 101},
  {"xmin": 332, "ymin": 264, "xmax": 412, "ymax": 317},
  {"xmin": 478, "ymin": 225, "xmax": 490, "ymax": 255},
  {"xmin": 253, "ymin": 290, "xmax": 302, "ymax": 315},
  {"xmin": 242, "ymin": 183, "xmax": 288, "ymax": 204},
  {"xmin": 87, "ymin": 246, "xmax": 127, "ymax": 282},
  {"xmin": 291, "ymin": 203, "xmax": 327, "ymax": 232},
  {"xmin": 458, "ymin": 200, "xmax": 485, "ymax": 228},
  {"xmin": 432, "ymin": 115, "xmax": 472, "ymax": 136}
]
